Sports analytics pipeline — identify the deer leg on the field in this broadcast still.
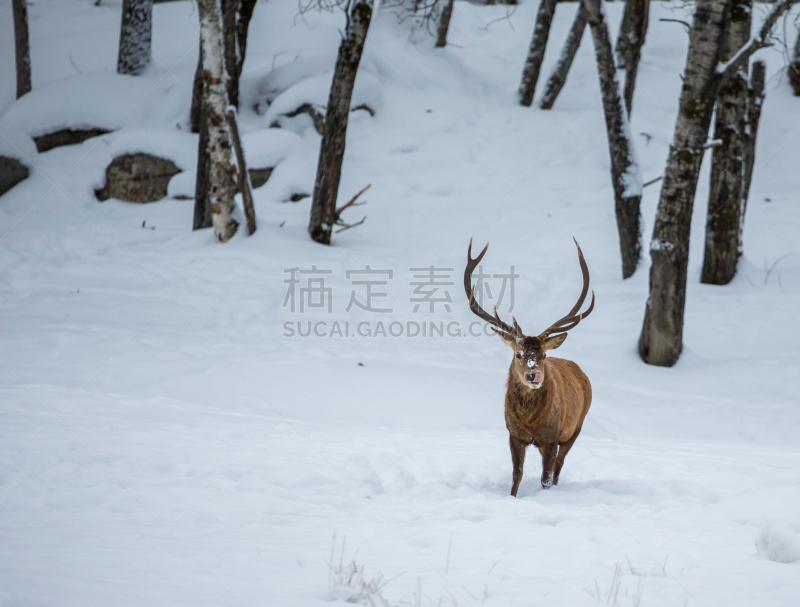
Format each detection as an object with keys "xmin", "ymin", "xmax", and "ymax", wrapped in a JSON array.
[
  {"xmin": 509, "ymin": 435, "xmax": 527, "ymax": 497},
  {"xmin": 553, "ymin": 427, "xmax": 582, "ymax": 486},
  {"xmin": 539, "ymin": 441, "xmax": 559, "ymax": 489}
]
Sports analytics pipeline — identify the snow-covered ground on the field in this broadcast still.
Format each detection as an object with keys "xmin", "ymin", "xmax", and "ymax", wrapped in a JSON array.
[{"xmin": 1, "ymin": 1, "xmax": 800, "ymax": 605}]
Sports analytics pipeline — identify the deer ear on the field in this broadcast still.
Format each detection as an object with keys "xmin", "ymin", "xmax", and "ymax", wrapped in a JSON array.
[
  {"xmin": 494, "ymin": 329, "xmax": 518, "ymax": 348},
  {"xmin": 542, "ymin": 333, "xmax": 567, "ymax": 351}
]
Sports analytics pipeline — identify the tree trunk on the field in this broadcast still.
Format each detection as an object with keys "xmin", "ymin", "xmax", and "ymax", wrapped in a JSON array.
[
  {"xmin": 190, "ymin": 36, "xmax": 204, "ymax": 134},
  {"xmin": 518, "ymin": 0, "xmax": 558, "ymax": 106},
  {"xmin": 222, "ymin": 0, "xmax": 239, "ymax": 108},
  {"xmin": 638, "ymin": 0, "xmax": 731, "ymax": 367},
  {"xmin": 540, "ymin": 4, "xmax": 588, "ymax": 110},
  {"xmin": 584, "ymin": 0, "xmax": 642, "ymax": 279},
  {"xmin": 308, "ymin": 0, "xmax": 374, "ymax": 245},
  {"xmin": 436, "ymin": 0, "xmax": 455, "ymax": 48},
  {"xmin": 700, "ymin": 0, "xmax": 752, "ymax": 286},
  {"xmin": 197, "ymin": 0, "xmax": 238, "ymax": 242},
  {"xmin": 236, "ymin": 0, "xmax": 257, "ymax": 87},
  {"xmin": 117, "ymin": 0, "xmax": 153, "ymax": 75},
  {"xmin": 227, "ymin": 108, "xmax": 256, "ymax": 235},
  {"xmin": 789, "ymin": 27, "xmax": 800, "ymax": 95},
  {"xmin": 615, "ymin": 0, "xmax": 649, "ymax": 114},
  {"xmin": 740, "ymin": 60, "xmax": 765, "ymax": 249},
  {"xmin": 12, "ymin": 0, "xmax": 31, "ymax": 98}
]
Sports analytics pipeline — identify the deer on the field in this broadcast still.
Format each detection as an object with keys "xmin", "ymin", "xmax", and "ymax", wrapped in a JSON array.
[{"xmin": 465, "ymin": 238, "xmax": 595, "ymax": 497}]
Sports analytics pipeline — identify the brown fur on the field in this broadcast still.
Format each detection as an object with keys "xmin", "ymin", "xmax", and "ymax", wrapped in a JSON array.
[{"xmin": 501, "ymin": 336, "xmax": 592, "ymax": 496}]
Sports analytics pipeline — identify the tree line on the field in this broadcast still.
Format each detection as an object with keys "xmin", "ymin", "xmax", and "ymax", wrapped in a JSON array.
[{"xmin": 9, "ymin": 0, "xmax": 800, "ymax": 368}]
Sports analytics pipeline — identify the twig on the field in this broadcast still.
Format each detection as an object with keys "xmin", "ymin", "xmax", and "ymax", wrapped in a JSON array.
[
  {"xmin": 764, "ymin": 253, "xmax": 791, "ymax": 284},
  {"xmin": 660, "ymin": 18, "xmax": 691, "ymax": 33},
  {"xmin": 643, "ymin": 174, "xmax": 663, "ymax": 188},
  {"xmin": 334, "ymin": 183, "xmax": 371, "ymax": 232}
]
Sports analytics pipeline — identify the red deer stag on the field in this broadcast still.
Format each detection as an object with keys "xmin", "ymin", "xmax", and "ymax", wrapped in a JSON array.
[{"xmin": 465, "ymin": 238, "xmax": 594, "ymax": 496}]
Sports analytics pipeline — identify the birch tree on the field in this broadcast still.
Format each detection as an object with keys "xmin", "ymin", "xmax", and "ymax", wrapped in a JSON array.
[
  {"xmin": 196, "ymin": 0, "xmax": 238, "ymax": 242},
  {"xmin": 700, "ymin": 0, "xmax": 752, "ymax": 285},
  {"xmin": 308, "ymin": 0, "xmax": 374, "ymax": 245},
  {"xmin": 518, "ymin": 0, "xmax": 558, "ymax": 106},
  {"xmin": 117, "ymin": 0, "xmax": 153, "ymax": 75},
  {"xmin": 540, "ymin": 5, "xmax": 588, "ymax": 110},
  {"xmin": 12, "ymin": 0, "xmax": 31, "ymax": 98},
  {"xmin": 584, "ymin": 0, "xmax": 643, "ymax": 279},
  {"xmin": 639, "ymin": 0, "xmax": 799, "ymax": 366},
  {"xmin": 615, "ymin": 0, "xmax": 649, "ymax": 114}
]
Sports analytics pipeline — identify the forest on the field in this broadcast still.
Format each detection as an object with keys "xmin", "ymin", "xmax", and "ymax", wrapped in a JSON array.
[{"xmin": 1, "ymin": 0, "xmax": 799, "ymax": 605}]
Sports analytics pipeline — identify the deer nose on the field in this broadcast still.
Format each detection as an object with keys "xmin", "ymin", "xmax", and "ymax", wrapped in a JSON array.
[{"xmin": 527, "ymin": 372, "xmax": 536, "ymax": 383}]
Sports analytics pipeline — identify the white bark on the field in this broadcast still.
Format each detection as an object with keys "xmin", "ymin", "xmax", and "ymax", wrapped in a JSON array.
[{"xmin": 198, "ymin": 0, "xmax": 238, "ymax": 242}]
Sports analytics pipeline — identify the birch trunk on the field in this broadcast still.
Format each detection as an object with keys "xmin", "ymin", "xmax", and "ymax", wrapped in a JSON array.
[
  {"xmin": 638, "ymin": 0, "xmax": 731, "ymax": 366},
  {"xmin": 308, "ymin": 0, "xmax": 374, "ymax": 245},
  {"xmin": 584, "ymin": 0, "xmax": 643, "ymax": 279},
  {"xmin": 518, "ymin": 0, "xmax": 558, "ymax": 106},
  {"xmin": 197, "ymin": 0, "xmax": 238, "ymax": 242},
  {"xmin": 222, "ymin": 0, "xmax": 239, "ymax": 107},
  {"xmin": 740, "ymin": 60, "xmax": 765, "ymax": 248},
  {"xmin": 117, "ymin": 0, "xmax": 153, "ymax": 75},
  {"xmin": 789, "ymin": 28, "xmax": 800, "ymax": 95},
  {"xmin": 12, "ymin": 0, "xmax": 31, "ymax": 98},
  {"xmin": 436, "ymin": 0, "xmax": 456, "ymax": 48},
  {"xmin": 701, "ymin": 0, "xmax": 752, "ymax": 285},
  {"xmin": 615, "ymin": 0, "xmax": 649, "ymax": 114},
  {"xmin": 540, "ymin": 4, "xmax": 588, "ymax": 110}
]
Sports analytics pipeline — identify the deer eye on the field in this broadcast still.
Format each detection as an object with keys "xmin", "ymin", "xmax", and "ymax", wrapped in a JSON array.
[{"xmin": 515, "ymin": 351, "xmax": 521, "ymax": 359}]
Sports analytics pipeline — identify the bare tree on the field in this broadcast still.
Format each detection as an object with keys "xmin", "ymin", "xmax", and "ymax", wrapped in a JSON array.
[
  {"xmin": 539, "ymin": 5, "xmax": 588, "ymax": 110},
  {"xmin": 639, "ymin": 0, "xmax": 799, "ymax": 367},
  {"xmin": 117, "ymin": 0, "xmax": 153, "ymax": 75},
  {"xmin": 436, "ymin": 0, "xmax": 455, "ymax": 48},
  {"xmin": 615, "ymin": 0, "xmax": 649, "ymax": 114},
  {"xmin": 196, "ymin": 0, "xmax": 238, "ymax": 242},
  {"xmin": 227, "ymin": 108, "xmax": 256, "ymax": 235},
  {"xmin": 700, "ymin": 0, "xmax": 752, "ymax": 285},
  {"xmin": 308, "ymin": 0, "xmax": 374, "ymax": 245},
  {"xmin": 12, "ymin": 0, "xmax": 31, "ymax": 98},
  {"xmin": 741, "ymin": 61, "xmax": 765, "ymax": 222},
  {"xmin": 518, "ymin": 0, "xmax": 558, "ymax": 106},
  {"xmin": 584, "ymin": 0, "xmax": 642, "ymax": 279},
  {"xmin": 790, "ymin": 27, "xmax": 800, "ymax": 95}
]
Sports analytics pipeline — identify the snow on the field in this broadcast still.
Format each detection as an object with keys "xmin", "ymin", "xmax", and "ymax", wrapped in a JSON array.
[{"xmin": 1, "ymin": 1, "xmax": 800, "ymax": 606}]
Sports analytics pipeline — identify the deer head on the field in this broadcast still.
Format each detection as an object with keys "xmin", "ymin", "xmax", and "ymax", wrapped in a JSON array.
[{"xmin": 464, "ymin": 238, "xmax": 594, "ymax": 390}]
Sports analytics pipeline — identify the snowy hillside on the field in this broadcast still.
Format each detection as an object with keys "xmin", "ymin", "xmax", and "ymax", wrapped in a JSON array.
[{"xmin": 1, "ymin": 1, "xmax": 800, "ymax": 606}]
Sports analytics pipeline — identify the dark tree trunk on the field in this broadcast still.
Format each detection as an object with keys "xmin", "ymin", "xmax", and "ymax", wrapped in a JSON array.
[
  {"xmin": 12, "ymin": 0, "xmax": 31, "ymax": 98},
  {"xmin": 227, "ymin": 108, "xmax": 256, "ymax": 235},
  {"xmin": 584, "ymin": 0, "xmax": 642, "ymax": 279},
  {"xmin": 193, "ymin": 109, "xmax": 213, "ymax": 230},
  {"xmin": 518, "ymin": 0, "xmax": 558, "ymax": 106},
  {"xmin": 638, "ymin": 0, "xmax": 731, "ymax": 367},
  {"xmin": 789, "ymin": 28, "xmax": 800, "ymax": 95},
  {"xmin": 701, "ymin": 0, "xmax": 752, "ymax": 286},
  {"xmin": 236, "ymin": 0, "xmax": 257, "ymax": 85},
  {"xmin": 308, "ymin": 0, "xmax": 374, "ymax": 245},
  {"xmin": 117, "ymin": 0, "xmax": 153, "ymax": 75},
  {"xmin": 436, "ymin": 0, "xmax": 455, "ymax": 48},
  {"xmin": 615, "ymin": 0, "xmax": 649, "ymax": 114},
  {"xmin": 741, "ymin": 60, "xmax": 765, "ymax": 226},
  {"xmin": 540, "ymin": 4, "xmax": 588, "ymax": 110},
  {"xmin": 190, "ymin": 36, "xmax": 204, "ymax": 134},
  {"xmin": 222, "ymin": 0, "xmax": 239, "ymax": 107}
]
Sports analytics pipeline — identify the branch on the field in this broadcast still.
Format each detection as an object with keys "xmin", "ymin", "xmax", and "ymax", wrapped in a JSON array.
[
  {"xmin": 659, "ymin": 18, "xmax": 691, "ymax": 33},
  {"xmin": 717, "ymin": 0, "xmax": 800, "ymax": 77},
  {"xmin": 334, "ymin": 183, "xmax": 371, "ymax": 232}
]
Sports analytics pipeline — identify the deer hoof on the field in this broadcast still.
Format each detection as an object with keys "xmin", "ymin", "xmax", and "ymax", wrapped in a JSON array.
[{"xmin": 541, "ymin": 477, "xmax": 553, "ymax": 490}]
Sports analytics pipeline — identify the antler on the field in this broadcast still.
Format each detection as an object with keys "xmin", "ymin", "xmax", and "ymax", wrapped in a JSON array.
[
  {"xmin": 464, "ymin": 239, "xmax": 520, "ymax": 339},
  {"xmin": 538, "ymin": 238, "xmax": 595, "ymax": 338}
]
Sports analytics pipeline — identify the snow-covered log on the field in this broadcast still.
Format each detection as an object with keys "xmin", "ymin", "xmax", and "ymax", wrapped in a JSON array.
[
  {"xmin": 196, "ymin": 0, "xmax": 238, "ymax": 242},
  {"xmin": 584, "ymin": 0, "xmax": 642, "ymax": 279},
  {"xmin": 117, "ymin": 0, "xmax": 153, "ymax": 76},
  {"xmin": 12, "ymin": 0, "xmax": 31, "ymax": 98},
  {"xmin": 308, "ymin": 0, "xmax": 374, "ymax": 245},
  {"xmin": 701, "ymin": 0, "xmax": 752, "ymax": 286},
  {"xmin": 518, "ymin": 0, "xmax": 558, "ymax": 106}
]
